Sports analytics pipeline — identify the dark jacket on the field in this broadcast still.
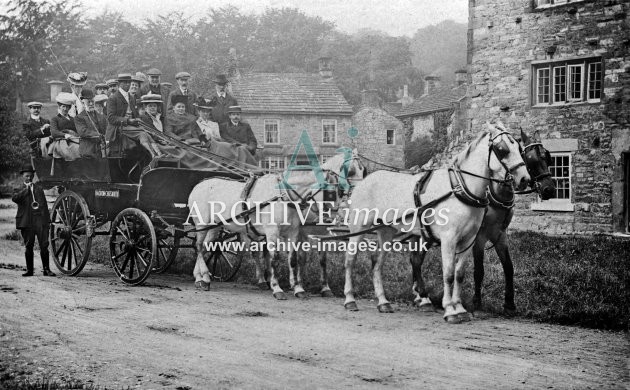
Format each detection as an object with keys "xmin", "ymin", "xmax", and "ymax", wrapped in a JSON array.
[
  {"xmin": 74, "ymin": 110, "xmax": 107, "ymax": 158},
  {"xmin": 50, "ymin": 114, "xmax": 77, "ymax": 139},
  {"xmin": 209, "ymin": 92, "xmax": 238, "ymax": 125},
  {"xmin": 23, "ymin": 116, "xmax": 50, "ymax": 157},
  {"xmin": 219, "ymin": 120, "xmax": 257, "ymax": 154},
  {"xmin": 140, "ymin": 84, "xmax": 169, "ymax": 115},
  {"xmin": 140, "ymin": 113, "xmax": 165, "ymax": 132},
  {"xmin": 12, "ymin": 182, "xmax": 50, "ymax": 229},
  {"xmin": 166, "ymin": 88, "xmax": 198, "ymax": 116},
  {"xmin": 106, "ymin": 90, "xmax": 139, "ymax": 143}
]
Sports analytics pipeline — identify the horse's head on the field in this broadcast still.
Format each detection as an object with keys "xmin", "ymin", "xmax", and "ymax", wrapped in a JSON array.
[
  {"xmin": 321, "ymin": 148, "xmax": 368, "ymax": 195},
  {"xmin": 520, "ymin": 129, "xmax": 556, "ymax": 200},
  {"xmin": 487, "ymin": 121, "xmax": 530, "ymax": 191}
]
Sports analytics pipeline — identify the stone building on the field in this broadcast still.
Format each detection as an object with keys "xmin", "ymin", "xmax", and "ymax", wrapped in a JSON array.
[
  {"xmin": 351, "ymin": 89, "xmax": 405, "ymax": 170},
  {"xmin": 467, "ymin": 0, "xmax": 630, "ymax": 234},
  {"xmin": 225, "ymin": 58, "xmax": 354, "ymax": 169}
]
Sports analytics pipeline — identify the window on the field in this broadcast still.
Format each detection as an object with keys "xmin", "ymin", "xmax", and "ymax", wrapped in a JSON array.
[
  {"xmin": 320, "ymin": 155, "xmax": 333, "ymax": 164},
  {"xmin": 549, "ymin": 153, "xmax": 572, "ymax": 200},
  {"xmin": 264, "ymin": 119, "xmax": 279, "ymax": 144},
  {"xmin": 535, "ymin": 0, "xmax": 583, "ymax": 9},
  {"xmin": 533, "ymin": 57, "xmax": 602, "ymax": 106},
  {"xmin": 322, "ymin": 119, "xmax": 337, "ymax": 144},
  {"xmin": 261, "ymin": 156, "xmax": 285, "ymax": 170},
  {"xmin": 386, "ymin": 129, "xmax": 395, "ymax": 145}
]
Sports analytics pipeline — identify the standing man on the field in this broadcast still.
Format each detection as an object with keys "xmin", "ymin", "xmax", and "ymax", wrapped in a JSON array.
[
  {"xmin": 166, "ymin": 72, "xmax": 198, "ymax": 116},
  {"xmin": 209, "ymin": 74, "xmax": 237, "ymax": 125},
  {"xmin": 140, "ymin": 68, "xmax": 168, "ymax": 115},
  {"xmin": 219, "ymin": 106, "xmax": 257, "ymax": 156},
  {"xmin": 22, "ymin": 101, "xmax": 50, "ymax": 157},
  {"xmin": 74, "ymin": 89, "xmax": 107, "ymax": 158},
  {"xmin": 12, "ymin": 165, "xmax": 55, "ymax": 277}
]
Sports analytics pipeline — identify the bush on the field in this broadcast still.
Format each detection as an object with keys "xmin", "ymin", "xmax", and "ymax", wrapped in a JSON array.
[
  {"xmin": 3, "ymin": 229, "xmax": 21, "ymax": 241},
  {"xmin": 404, "ymin": 135, "xmax": 437, "ymax": 168},
  {"xmin": 0, "ymin": 98, "xmax": 29, "ymax": 173}
]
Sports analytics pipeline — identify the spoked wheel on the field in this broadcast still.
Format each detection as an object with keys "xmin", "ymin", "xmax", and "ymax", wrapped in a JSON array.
[
  {"xmin": 50, "ymin": 191, "xmax": 92, "ymax": 275},
  {"xmin": 109, "ymin": 208, "xmax": 157, "ymax": 285},
  {"xmin": 207, "ymin": 231, "xmax": 245, "ymax": 282},
  {"xmin": 153, "ymin": 228, "xmax": 181, "ymax": 274}
]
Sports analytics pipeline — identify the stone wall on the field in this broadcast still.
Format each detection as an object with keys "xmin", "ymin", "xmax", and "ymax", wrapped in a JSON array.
[
  {"xmin": 468, "ymin": 0, "xmax": 630, "ymax": 233},
  {"xmin": 352, "ymin": 106, "xmax": 405, "ymax": 170}
]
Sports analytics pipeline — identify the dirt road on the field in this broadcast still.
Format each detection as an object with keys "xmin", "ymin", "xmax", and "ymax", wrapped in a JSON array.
[{"xmin": 0, "ymin": 200, "xmax": 628, "ymax": 389}]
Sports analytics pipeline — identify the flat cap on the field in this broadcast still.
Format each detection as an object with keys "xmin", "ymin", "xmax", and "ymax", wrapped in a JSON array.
[
  {"xmin": 146, "ymin": 68, "xmax": 162, "ymax": 76},
  {"xmin": 94, "ymin": 83, "xmax": 108, "ymax": 89},
  {"xmin": 175, "ymin": 72, "xmax": 191, "ymax": 80},
  {"xmin": 106, "ymin": 79, "xmax": 119, "ymax": 87}
]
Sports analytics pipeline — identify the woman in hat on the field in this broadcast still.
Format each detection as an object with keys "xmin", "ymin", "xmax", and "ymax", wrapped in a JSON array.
[
  {"xmin": 165, "ymin": 94, "xmax": 205, "ymax": 145},
  {"xmin": 67, "ymin": 72, "xmax": 88, "ymax": 117},
  {"xmin": 49, "ymin": 92, "xmax": 80, "ymax": 160}
]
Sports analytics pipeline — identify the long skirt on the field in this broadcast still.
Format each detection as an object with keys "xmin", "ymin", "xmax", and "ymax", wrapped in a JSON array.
[{"xmin": 49, "ymin": 135, "xmax": 80, "ymax": 161}]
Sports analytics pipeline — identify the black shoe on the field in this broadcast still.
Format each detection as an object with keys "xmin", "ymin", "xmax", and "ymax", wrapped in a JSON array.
[
  {"xmin": 43, "ymin": 269, "xmax": 56, "ymax": 277},
  {"xmin": 22, "ymin": 271, "xmax": 34, "ymax": 277}
]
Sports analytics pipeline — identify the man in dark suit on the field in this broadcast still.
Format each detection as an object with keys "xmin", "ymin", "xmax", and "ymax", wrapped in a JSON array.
[
  {"xmin": 209, "ymin": 74, "xmax": 238, "ymax": 125},
  {"xmin": 166, "ymin": 72, "xmax": 198, "ymax": 116},
  {"xmin": 12, "ymin": 165, "xmax": 55, "ymax": 277},
  {"xmin": 22, "ymin": 101, "xmax": 50, "ymax": 157},
  {"xmin": 219, "ymin": 106, "xmax": 257, "ymax": 155},
  {"xmin": 74, "ymin": 89, "xmax": 107, "ymax": 158},
  {"xmin": 106, "ymin": 73, "xmax": 158, "ymax": 158}
]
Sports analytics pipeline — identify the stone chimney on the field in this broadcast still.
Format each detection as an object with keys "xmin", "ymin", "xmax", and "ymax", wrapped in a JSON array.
[
  {"xmin": 400, "ymin": 84, "xmax": 414, "ymax": 107},
  {"xmin": 228, "ymin": 48, "xmax": 241, "ymax": 81},
  {"xmin": 424, "ymin": 75, "xmax": 441, "ymax": 96},
  {"xmin": 361, "ymin": 89, "xmax": 380, "ymax": 108},
  {"xmin": 318, "ymin": 56, "xmax": 333, "ymax": 79},
  {"xmin": 47, "ymin": 80, "xmax": 64, "ymax": 102},
  {"xmin": 455, "ymin": 69, "xmax": 467, "ymax": 86}
]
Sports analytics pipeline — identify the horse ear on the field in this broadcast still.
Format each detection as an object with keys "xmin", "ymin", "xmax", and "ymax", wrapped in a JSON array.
[
  {"xmin": 352, "ymin": 148, "xmax": 358, "ymax": 156},
  {"xmin": 520, "ymin": 128, "xmax": 530, "ymax": 145},
  {"xmin": 486, "ymin": 121, "xmax": 498, "ymax": 136},
  {"xmin": 533, "ymin": 130, "xmax": 541, "ymax": 142}
]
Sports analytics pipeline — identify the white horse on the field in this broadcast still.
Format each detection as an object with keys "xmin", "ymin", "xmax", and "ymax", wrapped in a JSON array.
[
  {"xmin": 341, "ymin": 122, "xmax": 530, "ymax": 323},
  {"xmin": 187, "ymin": 150, "xmax": 367, "ymax": 299}
]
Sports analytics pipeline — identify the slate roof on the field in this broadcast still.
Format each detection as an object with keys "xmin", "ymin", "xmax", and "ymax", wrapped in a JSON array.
[
  {"xmin": 396, "ymin": 84, "xmax": 467, "ymax": 118},
  {"xmin": 228, "ymin": 73, "xmax": 353, "ymax": 115}
]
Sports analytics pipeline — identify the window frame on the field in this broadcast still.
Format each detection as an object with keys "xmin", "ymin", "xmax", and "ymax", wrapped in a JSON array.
[
  {"xmin": 532, "ymin": 57, "xmax": 602, "ymax": 107},
  {"xmin": 386, "ymin": 129, "xmax": 395, "ymax": 145},
  {"xmin": 534, "ymin": 0, "xmax": 583, "ymax": 9},
  {"xmin": 260, "ymin": 156, "xmax": 286, "ymax": 171},
  {"xmin": 322, "ymin": 119, "xmax": 338, "ymax": 145},
  {"xmin": 531, "ymin": 152, "xmax": 575, "ymax": 211},
  {"xmin": 263, "ymin": 119, "xmax": 280, "ymax": 145}
]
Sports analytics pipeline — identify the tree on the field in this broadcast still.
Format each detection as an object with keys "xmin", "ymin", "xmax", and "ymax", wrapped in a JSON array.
[{"xmin": 0, "ymin": 99, "xmax": 29, "ymax": 173}]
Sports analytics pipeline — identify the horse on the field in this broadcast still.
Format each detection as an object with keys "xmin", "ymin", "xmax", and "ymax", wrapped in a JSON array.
[
  {"xmin": 409, "ymin": 128, "xmax": 556, "ymax": 315},
  {"xmin": 187, "ymin": 150, "xmax": 367, "ymax": 299},
  {"xmin": 340, "ymin": 121, "xmax": 530, "ymax": 323}
]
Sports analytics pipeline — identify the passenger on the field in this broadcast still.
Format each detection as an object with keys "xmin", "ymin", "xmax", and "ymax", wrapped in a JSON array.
[
  {"xmin": 130, "ymin": 74, "xmax": 145, "ymax": 116},
  {"xmin": 74, "ymin": 89, "xmax": 107, "ymax": 158},
  {"xmin": 49, "ymin": 92, "xmax": 80, "ymax": 160},
  {"xmin": 166, "ymin": 72, "xmax": 198, "ymax": 116},
  {"xmin": 106, "ymin": 79, "xmax": 118, "ymax": 96},
  {"xmin": 140, "ymin": 68, "xmax": 168, "ymax": 116},
  {"xmin": 209, "ymin": 74, "xmax": 237, "ymax": 125},
  {"xmin": 164, "ymin": 95, "xmax": 206, "ymax": 145},
  {"xmin": 94, "ymin": 83, "xmax": 109, "ymax": 96},
  {"xmin": 94, "ymin": 94, "xmax": 108, "ymax": 116},
  {"xmin": 219, "ymin": 106, "xmax": 258, "ymax": 156},
  {"xmin": 105, "ymin": 73, "xmax": 160, "ymax": 158},
  {"xmin": 66, "ymin": 72, "xmax": 88, "ymax": 117},
  {"xmin": 22, "ymin": 101, "xmax": 51, "ymax": 158}
]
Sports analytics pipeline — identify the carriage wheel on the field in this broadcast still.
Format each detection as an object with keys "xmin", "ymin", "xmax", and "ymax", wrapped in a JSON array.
[
  {"xmin": 208, "ymin": 231, "xmax": 244, "ymax": 282},
  {"xmin": 50, "ymin": 191, "xmax": 92, "ymax": 276},
  {"xmin": 109, "ymin": 208, "xmax": 157, "ymax": 285},
  {"xmin": 152, "ymin": 229, "xmax": 181, "ymax": 274}
]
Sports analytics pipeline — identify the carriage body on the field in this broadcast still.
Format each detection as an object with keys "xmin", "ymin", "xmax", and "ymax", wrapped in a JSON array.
[{"xmin": 33, "ymin": 156, "xmax": 245, "ymax": 285}]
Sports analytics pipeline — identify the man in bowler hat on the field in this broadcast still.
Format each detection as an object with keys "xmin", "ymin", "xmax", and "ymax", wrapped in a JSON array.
[{"xmin": 12, "ymin": 165, "xmax": 55, "ymax": 277}]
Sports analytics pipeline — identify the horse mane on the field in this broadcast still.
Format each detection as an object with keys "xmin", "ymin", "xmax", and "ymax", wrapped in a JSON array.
[{"xmin": 453, "ymin": 130, "xmax": 490, "ymax": 165}]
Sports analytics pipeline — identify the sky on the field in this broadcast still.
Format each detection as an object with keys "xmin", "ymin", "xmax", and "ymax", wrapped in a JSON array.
[{"xmin": 79, "ymin": 0, "xmax": 468, "ymax": 37}]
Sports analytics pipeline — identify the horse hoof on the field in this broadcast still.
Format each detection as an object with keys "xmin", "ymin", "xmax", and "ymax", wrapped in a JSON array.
[
  {"xmin": 321, "ymin": 290, "xmax": 335, "ymax": 298},
  {"xmin": 457, "ymin": 312, "xmax": 471, "ymax": 322},
  {"xmin": 195, "ymin": 281, "xmax": 210, "ymax": 291},
  {"xmin": 257, "ymin": 282, "xmax": 270, "ymax": 290},
  {"xmin": 417, "ymin": 302, "xmax": 434, "ymax": 312},
  {"xmin": 377, "ymin": 303, "xmax": 394, "ymax": 313},
  {"xmin": 444, "ymin": 315, "xmax": 461, "ymax": 324},
  {"xmin": 344, "ymin": 302, "xmax": 359, "ymax": 311},
  {"xmin": 295, "ymin": 291, "xmax": 308, "ymax": 299},
  {"xmin": 273, "ymin": 292, "xmax": 287, "ymax": 300}
]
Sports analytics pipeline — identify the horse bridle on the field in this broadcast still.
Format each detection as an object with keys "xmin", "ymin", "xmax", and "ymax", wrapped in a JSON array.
[
  {"xmin": 521, "ymin": 142, "xmax": 552, "ymax": 182},
  {"xmin": 458, "ymin": 131, "xmax": 525, "ymax": 185}
]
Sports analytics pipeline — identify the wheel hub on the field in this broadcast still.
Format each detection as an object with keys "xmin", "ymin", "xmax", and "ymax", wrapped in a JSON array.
[{"xmin": 59, "ymin": 227, "xmax": 73, "ymax": 239}]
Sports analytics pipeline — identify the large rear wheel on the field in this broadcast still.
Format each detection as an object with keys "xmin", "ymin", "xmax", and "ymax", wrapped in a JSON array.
[
  {"xmin": 49, "ymin": 191, "xmax": 92, "ymax": 276},
  {"xmin": 109, "ymin": 208, "xmax": 156, "ymax": 285}
]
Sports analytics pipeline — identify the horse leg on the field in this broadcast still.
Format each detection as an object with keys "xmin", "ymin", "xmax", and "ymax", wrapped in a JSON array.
[
  {"xmin": 452, "ymin": 250, "xmax": 471, "ymax": 322},
  {"xmin": 494, "ymin": 233, "xmax": 516, "ymax": 315},
  {"xmin": 319, "ymin": 250, "xmax": 334, "ymax": 297},
  {"xmin": 254, "ymin": 241, "xmax": 270, "ymax": 290},
  {"xmin": 343, "ymin": 235, "xmax": 361, "ymax": 311},
  {"xmin": 440, "ymin": 240, "xmax": 459, "ymax": 323},
  {"xmin": 472, "ymin": 235, "xmax": 486, "ymax": 311},
  {"xmin": 288, "ymin": 245, "xmax": 307, "ymax": 299},
  {"xmin": 264, "ymin": 232, "xmax": 286, "ymax": 300},
  {"xmin": 410, "ymin": 239, "xmax": 433, "ymax": 311},
  {"xmin": 193, "ymin": 229, "xmax": 217, "ymax": 290},
  {"xmin": 374, "ymin": 229, "xmax": 394, "ymax": 313}
]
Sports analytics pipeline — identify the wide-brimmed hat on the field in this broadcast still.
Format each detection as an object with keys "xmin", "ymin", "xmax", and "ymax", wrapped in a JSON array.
[
  {"xmin": 27, "ymin": 101, "xmax": 43, "ymax": 108},
  {"xmin": 19, "ymin": 165, "xmax": 35, "ymax": 174},
  {"xmin": 106, "ymin": 79, "xmax": 119, "ymax": 87},
  {"xmin": 175, "ymin": 72, "xmax": 191, "ymax": 80},
  {"xmin": 141, "ymin": 94, "xmax": 163, "ymax": 104},
  {"xmin": 193, "ymin": 96, "xmax": 215, "ymax": 110},
  {"xmin": 117, "ymin": 73, "xmax": 133, "ymax": 82},
  {"xmin": 146, "ymin": 68, "xmax": 162, "ymax": 76},
  {"xmin": 67, "ymin": 72, "xmax": 88, "ymax": 86},
  {"xmin": 171, "ymin": 94, "xmax": 188, "ymax": 106},
  {"xmin": 227, "ymin": 105, "xmax": 242, "ymax": 114},
  {"xmin": 55, "ymin": 92, "xmax": 76, "ymax": 106},
  {"xmin": 80, "ymin": 89, "xmax": 94, "ymax": 100},
  {"xmin": 94, "ymin": 83, "xmax": 108, "ymax": 90},
  {"xmin": 213, "ymin": 74, "xmax": 229, "ymax": 85},
  {"xmin": 94, "ymin": 95, "xmax": 108, "ymax": 105}
]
